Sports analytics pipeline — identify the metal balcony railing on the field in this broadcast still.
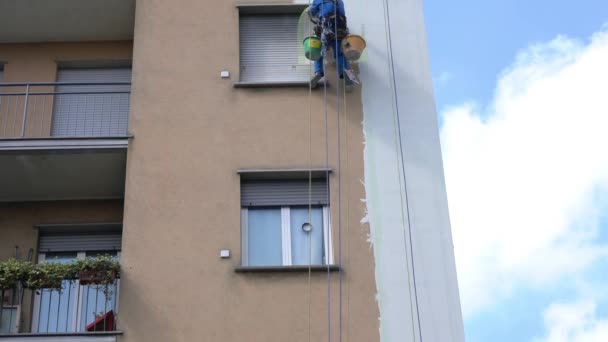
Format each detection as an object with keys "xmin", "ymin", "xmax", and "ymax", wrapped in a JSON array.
[
  {"xmin": 0, "ymin": 279, "xmax": 120, "ymax": 335},
  {"xmin": 0, "ymin": 82, "xmax": 131, "ymax": 139}
]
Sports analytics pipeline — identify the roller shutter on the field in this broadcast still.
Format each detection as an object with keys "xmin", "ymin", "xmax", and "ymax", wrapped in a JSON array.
[
  {"xmin": 241, "ymin": 178, "xmax": 328, "ymax": 206},
  {"xmin": 239, "ymin": 14, "xmax": 312, "ymax": 83},
  {"xmin": 51, "ymin": 68, "xmax": 131, "ymax": 137},
  {"xmin": 39, "ymin": 231, "xmax": 122, "ymax": 252}
]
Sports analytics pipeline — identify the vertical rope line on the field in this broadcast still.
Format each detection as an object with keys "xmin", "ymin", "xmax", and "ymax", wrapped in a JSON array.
[
  {"xmin": 380, "ymin": 0, "xmax": 423, "ymax": 340},
  {"xmin": 307, "ymin": 2, "xmax": 314, "ymax": 342},
  {"xmin": 320, "ymin": 3, "xmax": 333, "ymax": 342},
  {"xmin": 333, "ymin": 4, "xmax": 345, "ymax": 342},
  {"xmin": 342, "ymin": 66, "xmax": 351, "ymax": 342},
  {"xmin": 384, "ymin": 3, "xmax": 424, "ymax": 341}
]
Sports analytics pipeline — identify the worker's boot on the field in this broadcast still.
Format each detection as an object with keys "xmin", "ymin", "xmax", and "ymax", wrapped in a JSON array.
[
  {"xmin": 344, "ymin": 69, "xmax": 359, "ymax": 84},
  {"xmin": 310, "ymin": 72, "xmax": 324, "ymax": 88},
  {"xmin": 343, "ymin": 69, "xmax": 358, "ymax": 93},
  {"xmin": 344, "ymin": 76, "xmax": 354, "ymax": 92}
]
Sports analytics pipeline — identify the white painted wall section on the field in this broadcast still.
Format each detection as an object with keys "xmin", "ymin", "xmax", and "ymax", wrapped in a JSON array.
[{"xmin": 347, "ymin": 0, "xmax": 465, "ymax": 341}]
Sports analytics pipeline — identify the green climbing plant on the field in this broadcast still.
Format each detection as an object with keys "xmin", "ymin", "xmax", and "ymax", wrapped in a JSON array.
[
  {"xmin": 25, "ymin": 262, "xmax": 70, "ymax": 290},
  {"xmin": 74, "ymin": 255, "xmax": 120, "ymax": 287},
  {"xmin": 0, "ymin": 255, "xmax": 120, "ymax": 293},
  {"xmin": 0, "ymin": 258, "xmax": 33, "ymax": 290}
]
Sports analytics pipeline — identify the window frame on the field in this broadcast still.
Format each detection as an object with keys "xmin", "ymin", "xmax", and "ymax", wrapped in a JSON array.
[
  {"xmin": 241, "ymin": 205, "xmax": 333, "ymax": 267},
  {"xmin": 235, "ymin": 4, "xmax": 313, "ymax": 88}
]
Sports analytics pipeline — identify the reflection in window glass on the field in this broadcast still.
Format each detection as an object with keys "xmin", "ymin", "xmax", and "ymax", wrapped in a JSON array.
[
  {"xmin": 248, "ymin": 208, "xmax": 282, "ymax": 266},
  {"xmin": 290, "ymin": 207, "xmax": 324, "ymax": 265}
]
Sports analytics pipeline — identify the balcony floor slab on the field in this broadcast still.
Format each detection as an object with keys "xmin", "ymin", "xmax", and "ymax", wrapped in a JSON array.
[
  {"xmin": 0, "ymin": 138, "xmax": 128, "ymax": 202},
  {"xmin": 0, "ymin": 332, "xmax": 121, "ymax": 342}
]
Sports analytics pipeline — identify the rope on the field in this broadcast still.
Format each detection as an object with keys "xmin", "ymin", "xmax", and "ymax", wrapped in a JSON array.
[
  {"xmin": 310, "ymin": 4, "xmax": 351, "ymax": 342},
  {"xmin": 321, "ymin": 4, "xmax": 333, "ymax": 342},
  {"xmin": 307, "ymin": 2, "xmax": 314, "ymax": 341},
  {"xmin": 342, "ymin": 62, "xmax": 351, "ymax": 342},
  {"xmin": 333, "ymin": 5, "xmax": 345, "ymax": 342},
  {"xmin": 380, "ymin": 0, "xmax": 423, "ymax": 340},
  {"xmin": 307, "ymin": 2, "xmax": 315, "ymax": 342}
]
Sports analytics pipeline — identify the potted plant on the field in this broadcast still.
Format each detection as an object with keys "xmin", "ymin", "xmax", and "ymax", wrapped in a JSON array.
[
  {"xmin": 25, "ymin": 262, "xmax": 69, "ymax": 290},
  {"xmin": 75, "ymin": 255, "xmax": 120, "ymax": 287},
  {"xmin": 0, "ymin": 259, "xmax": 33, "ymax": 290}
]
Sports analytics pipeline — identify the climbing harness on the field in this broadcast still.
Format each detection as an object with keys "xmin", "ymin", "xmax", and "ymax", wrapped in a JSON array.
[{"xmin": 321, "ymin": 14, "xmax": 349, "ymax": 42}]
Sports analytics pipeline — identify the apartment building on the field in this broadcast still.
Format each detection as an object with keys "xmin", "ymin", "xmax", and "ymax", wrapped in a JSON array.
[{"xmin": 0, "ymin": 0, "xmax": 464, "ymax": 341}]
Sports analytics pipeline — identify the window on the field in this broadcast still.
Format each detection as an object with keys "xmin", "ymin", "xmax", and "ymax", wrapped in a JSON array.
[
  {"xmin": 238, "ymin": 8, "xmax": 312, "ymax": 84},
  {"xmin": 240, "ymin": 175, "xmax": 333, "ymax": 267}
]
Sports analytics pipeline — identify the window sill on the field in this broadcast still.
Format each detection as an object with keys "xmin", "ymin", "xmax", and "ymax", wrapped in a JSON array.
[
  {"xmin": 236, "ymin": 4, "xmax": 308, "ymax": 15},
  {"xmin": 235, "ymin": 265, "xmax": 340, "ymax": 273},
  {"xmin": 233, "ymin": 81, "xmax": 328, "ymax": 89}
]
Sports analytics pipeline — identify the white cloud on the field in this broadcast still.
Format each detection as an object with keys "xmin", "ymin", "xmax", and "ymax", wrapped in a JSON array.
[
  {"xmin": 440, "ymin": 26, "xmax": 608, "ymax": 319},
  {"xmin": 534, "ymin": 301, "xmax": 608, "ymax": 342}
]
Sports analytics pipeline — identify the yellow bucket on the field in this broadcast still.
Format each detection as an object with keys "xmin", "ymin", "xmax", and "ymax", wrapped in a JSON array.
[{"xmin": 341, "ymin": 35, "xmax": 366, "ymax": 61}]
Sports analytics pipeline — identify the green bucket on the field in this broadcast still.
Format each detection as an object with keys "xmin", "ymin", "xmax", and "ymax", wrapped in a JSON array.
[{"xmin": 303, "ymin": 36, "xmax": 322, "ymax": 61}]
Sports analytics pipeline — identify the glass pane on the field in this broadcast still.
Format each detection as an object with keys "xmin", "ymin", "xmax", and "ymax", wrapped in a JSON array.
[
  {"xmin": 248, "ymin": 208, "xmax": 282, "ymax": 266},
  {"xmin": 36, "ymin": 253, "xmax": 77, "ymax": 333},
  {"xmin": 44, "ymin": 252, "xmax": 78, "ymax": 264},
  {"xmin": 290, "ymin": 207, "xmax": 324, "ymax": 265},
  {"xmin": 85, "ymin": 251, "xmax": 119, "ymax": 259}
]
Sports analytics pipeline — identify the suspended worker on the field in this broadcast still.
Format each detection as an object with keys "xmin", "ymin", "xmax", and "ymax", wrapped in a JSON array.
[{"xmin": 308, "ymin": 0, "xmax": 358, "ymax": 88}]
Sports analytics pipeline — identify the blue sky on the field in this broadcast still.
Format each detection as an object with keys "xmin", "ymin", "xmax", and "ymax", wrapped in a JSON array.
[
  {"xmin": 423, "ymin": 1, "xmax": 608, "ymax": 341},
  {"xmin": 425, "ymin": 0, "xmax": 608, "ymax": 111}
]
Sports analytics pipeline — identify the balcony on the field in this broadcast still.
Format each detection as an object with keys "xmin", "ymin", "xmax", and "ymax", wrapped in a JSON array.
[
  {"xmin": 0, "ymin": 223, "xmax": 123, "ymax": 341},
  {"xmin": 0, "ymin": 274, "xmax": 121, "ymax": 341},
  {"xmin": 0, "ymin": 82, "xmax": 130, "ymax": 202},
  {"xmin": 0, "ymin": 0, "xmax": 134, "ymax": 43}
]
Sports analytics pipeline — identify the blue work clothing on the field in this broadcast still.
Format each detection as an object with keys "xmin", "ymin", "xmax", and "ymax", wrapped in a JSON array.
[
  {"xmin": 310, "ymin": 0, "xmax": 346, "ymax": 19},
  {"xmin": 310, "ymin": 0, "xmax": 349, "ymax": 77},
  {"xmin": 314, "ymin": 33, "xmax": 350, "ymax": 77}
]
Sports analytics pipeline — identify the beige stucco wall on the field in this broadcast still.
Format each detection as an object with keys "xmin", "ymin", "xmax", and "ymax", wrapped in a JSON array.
[
  {"xmin": 0, "ymin": 200, "xmax": 123, "ymax": 333},
  {"xmin": 0, "ymin": 41, "xmax": 132, "ymax": 137},
  {"xmin": 120, "ymin": 0, "xmax": 379, "ymax": 341}
]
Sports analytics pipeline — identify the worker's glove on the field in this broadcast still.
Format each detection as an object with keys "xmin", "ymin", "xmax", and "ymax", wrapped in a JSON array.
[{"xmin": 314, "ymin": 25, "xmax": 323, "ymax": 36}]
